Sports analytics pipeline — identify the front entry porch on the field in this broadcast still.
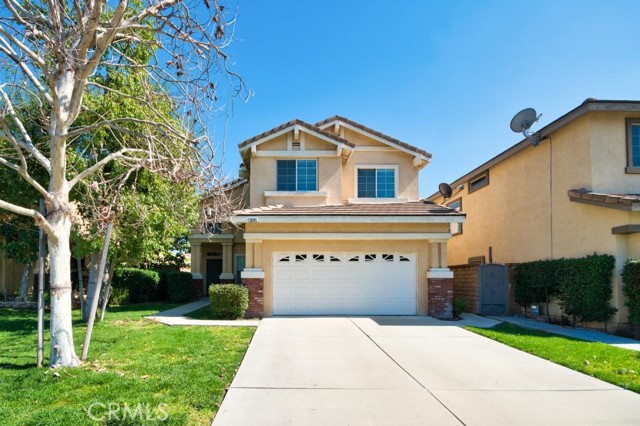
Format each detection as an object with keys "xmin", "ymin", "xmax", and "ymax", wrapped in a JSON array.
[{"xmin": 189, "ymin": 233, "xmax": 245, "ymax": 296}]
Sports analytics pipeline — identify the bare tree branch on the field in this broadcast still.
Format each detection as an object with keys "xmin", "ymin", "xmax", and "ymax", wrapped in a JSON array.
[{"xmin": 0, "ymin": 198, "xmax": 56, "ymax": 241}]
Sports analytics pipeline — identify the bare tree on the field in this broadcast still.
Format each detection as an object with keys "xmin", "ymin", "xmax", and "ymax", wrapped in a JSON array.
[{"xmin": 0, "ymin": 0, "xmax": 246, "ymax": 367}]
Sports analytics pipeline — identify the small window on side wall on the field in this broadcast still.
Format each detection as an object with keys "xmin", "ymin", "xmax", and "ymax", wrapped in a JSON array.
[
  {"xmin": 626, "ymin": 118, "xmax": 640, "ymax": 173},
  {"xmin": 447, "ymin": 198, "xmax": 462, "ymax": 236},
  {"xmin": 468, "ymin": 171, "xmax": 489, "ymax": 193}
]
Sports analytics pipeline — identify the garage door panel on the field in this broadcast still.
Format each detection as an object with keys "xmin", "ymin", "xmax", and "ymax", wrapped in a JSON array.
[{"xmin": 273, "ymin": 252, "xmax": 417, "ymax": 316}]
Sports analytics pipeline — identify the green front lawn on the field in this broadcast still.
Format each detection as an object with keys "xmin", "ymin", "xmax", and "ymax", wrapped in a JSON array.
[
  {"xmin": 466, "ymin": 323, "xmax": 640, "ymax": 393},
  {"xmin": 0, "ymin": 304, "xmax": 255, "ymax": 425}
]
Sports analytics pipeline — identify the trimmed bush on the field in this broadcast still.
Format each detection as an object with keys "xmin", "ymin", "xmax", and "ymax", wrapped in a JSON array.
[
  {"xmin": 514, "ymin": 259, "xmax": 561, "ymax": 319},
  {"xmin": 166, "ymin": 271, "xmax": 193, "ymax": 303},
  {"xmin": 209, "ymin": 284, "xmax": 248, "ymax": 319},
  {"xmin": 112, "ymin": 268, "xmax": 160, "ymax": 303},
  {"xmin": 108, "ymin": 287, "xmax": 130, "ymax": 305},
  {"xmin": 556, "ymin": 254, "xmax": 616, "ymax": 325},
  {"xmin": 453, "ymin": 298, "xmax": 467, "ymax": 318},
  {"xmin": 156, "ymin": 270, "xmax": 169, "ymax": 301},
  {"xmin": 622, "ymin": 260, "xmax": 640, "ymax": 324},
  {"xmin": 513, "ymin": 254, "xmax": 616, "ymax": 325}
]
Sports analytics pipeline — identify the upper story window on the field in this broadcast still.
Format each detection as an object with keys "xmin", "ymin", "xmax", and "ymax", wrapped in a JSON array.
[
  {"xmin": 276, "ymin": 159, "xmax": 317, "ymax": 191},
  {"xmin": 447, "ymin": 198, "xmax": 462, "ymax": 236},
  {"xmin": 626, "ymin": 118, "xmax": 640, "ymax": 173},
  {"xmin": 468, "ymin": 171, "xmax": 489, "ymax": 193},
  {"xmin": 357, "ymin": 167, "xmax": 396, "ymax": 198}
]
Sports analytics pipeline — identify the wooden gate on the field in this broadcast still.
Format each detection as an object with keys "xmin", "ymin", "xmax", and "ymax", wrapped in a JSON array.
[{"xmin": 480, "ymin": 264, "xmax": 508, "ymax": 315}]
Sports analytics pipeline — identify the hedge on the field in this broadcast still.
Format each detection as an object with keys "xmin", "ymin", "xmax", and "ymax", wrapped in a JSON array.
[
  {"xmin": 166, "ymin": 271, "xmax": 193, "ymax": 303},
  {"xmin": 209, "ymin": 284, "xmax": 248, "ymax": 319},
  {"xmin": 513, "ymin": 254, "xmax": 616, "ymax": 325},
  {"xmin": 112, "ymin": 268, "xmax": 160, "ymax": 303},
  {"xmin": 513, "ymin": 259, "xmax": 561, "ymax": 311},
  {"xmin": 622, "ymin": 260, "xmax": 640, "ymax": 324}
]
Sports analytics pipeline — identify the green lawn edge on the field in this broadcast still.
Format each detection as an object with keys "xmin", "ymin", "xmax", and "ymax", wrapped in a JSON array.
[
  {"xmin": 466, "ymin": 322, "xmax": 640, "ymax": 393},
  {"xmin": 0, "ymin": 304, "xmax": 256, "ymax": 425}
]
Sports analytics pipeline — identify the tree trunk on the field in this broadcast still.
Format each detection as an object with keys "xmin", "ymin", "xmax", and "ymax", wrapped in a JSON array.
[
  {"xmin": 47, "ymin": 210, "xmax": 81, "ymax": 367},
  {"xmin": 77, "ymin": 257, "xmax": 85, "ymax": 313},
  {"xmin": 83, "ymin": 253, "xmax": 100, "ymax": 322},
  {"xmin": 19, "ymin": 263, "xmax": 31, "ymax": 301}
]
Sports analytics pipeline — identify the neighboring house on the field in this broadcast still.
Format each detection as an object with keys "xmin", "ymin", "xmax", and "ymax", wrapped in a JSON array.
[
  {"xmin": 428, "ymin": 99, "xmax": 640, "ymax": 326},
  {"xmin": 0, "ymin": 237, "xmax": 31, "ymax": 299},
  {"xmin": 189, "ymin": 116, "xmax": 464, "ymax": 318}
]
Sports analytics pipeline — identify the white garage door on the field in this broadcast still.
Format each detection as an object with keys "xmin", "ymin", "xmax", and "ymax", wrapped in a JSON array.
[{"xmin": 273, "ymin": 252, "xmax": 417, "ymax": 315}]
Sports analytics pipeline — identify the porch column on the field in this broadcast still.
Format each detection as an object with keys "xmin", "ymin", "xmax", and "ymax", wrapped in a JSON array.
[
  {"xmin": 242, "ymin": 239, "xmax": 264, "ymax": 317},
  {"xmin": 428, "ymin": 240, "xmax": 453, "ymax": 319},
  {"xmin": 219, "ymin": 242, "xmax": 235, "ymax": 283},
  {"xmin": 190, "ymin": 242, "xmax": 204, "ymax": 298}
]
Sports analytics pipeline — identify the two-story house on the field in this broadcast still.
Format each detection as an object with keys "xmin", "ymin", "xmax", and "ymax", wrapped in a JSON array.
[
  {"xmin": 189, "ymin": 116, "xmax": 464, "ymax": 318},
  {"xmin": 428, "ymin": 99, "xmax": 640, "ymax": 327}
]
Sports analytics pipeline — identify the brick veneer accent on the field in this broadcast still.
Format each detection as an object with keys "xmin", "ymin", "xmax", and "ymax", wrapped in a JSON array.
[
  {"xmin": 242, "ymin": 278, "xmax": 264, "ymax": 318},
  {"xmin": 428, "ymin": 278, "xmax": 453, "ymax": 319},
  {"xmin": 450, "ymin": 264, "xmax": 481, "ymax": 313},
  {"xmin": 192, "ymin": 278, "xmax": 204, "ymax": 299}
]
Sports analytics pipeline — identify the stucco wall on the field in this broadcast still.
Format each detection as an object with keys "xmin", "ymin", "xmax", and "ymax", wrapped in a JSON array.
[{"xmin": 432, "ymin": 111, "xmax": 640, "ymax": 325}]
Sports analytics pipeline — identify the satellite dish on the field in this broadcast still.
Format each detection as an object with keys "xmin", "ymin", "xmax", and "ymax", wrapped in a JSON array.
[
  {"xmin": 510, "ymin": 107, "xmax": 542, "ymax": 146},
  {"xmin": 438, "ymin": 182, "xmax": 453, "ymax": 200}
]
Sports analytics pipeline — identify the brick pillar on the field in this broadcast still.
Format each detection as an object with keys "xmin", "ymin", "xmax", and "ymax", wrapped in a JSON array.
[
  {"xmin": 192, "ymin": 277, "xmax": 204, "ymax": 299},
  {"xmin": 242, "ymin": 277, "xmax": 264, "ymax": 318},
  {"xmin": 428, "ymin": 273, "xmax": 454, "ymax": 319}
]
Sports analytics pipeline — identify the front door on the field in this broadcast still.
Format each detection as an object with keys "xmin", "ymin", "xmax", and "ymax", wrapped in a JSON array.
[{"xmin": 206, "ymin": 258, "xmax": 223, "ymax": 293}]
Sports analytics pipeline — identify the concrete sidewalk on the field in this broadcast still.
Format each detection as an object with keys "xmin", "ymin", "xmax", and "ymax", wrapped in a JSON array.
[
  {"xmin": 213, "ymin": 316, "xmax": 640, "ymax": 426},
  {"xmin": 491, "ymin": 315, "xmax": 640, "ymax": 351},
  {"xmin": 145, "ymin": 299, "xmax": 260, "ymax": 327}
]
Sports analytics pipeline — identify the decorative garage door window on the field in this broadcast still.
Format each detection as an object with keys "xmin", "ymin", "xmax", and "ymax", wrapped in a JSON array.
[
  {"xmin": 277, "ymin": 253, "xmax": 414, "ymax": 264},
  {"xmin": 273, "ymin": 252, "xmax": 417, "ymax": 315}
]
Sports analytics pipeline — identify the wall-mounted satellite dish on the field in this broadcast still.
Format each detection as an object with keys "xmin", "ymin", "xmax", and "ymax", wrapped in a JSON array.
[
  {"xmin": 438, "ymin": 182, "xmax": 453, "ymax": 200},
  {"xmin": 510, "ymin": 107, "xmax": 542, "ymax": 146}
]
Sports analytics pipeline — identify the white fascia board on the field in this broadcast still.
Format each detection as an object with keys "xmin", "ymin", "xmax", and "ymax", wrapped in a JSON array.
[
  {"xmin": 188, "ymin": 234, "xmax": 235, "ymax": 242},
  {"xmin": 233, "ymin": 215, "xmax": 465, "ymax": 224},
  {"xmin": 318, "ymin": 120, "xmax": 430, "ymax": 162},
  {"xmin": 244, "ymin": 232, "xmax": 452, "ymax": 241},
  {"xmin": 255, "ymin": 150, "xmax": 337, "ymax": 158},
  {"xmin": 264, "ymin": 191, "xmax": 328, "ymax": 197}
]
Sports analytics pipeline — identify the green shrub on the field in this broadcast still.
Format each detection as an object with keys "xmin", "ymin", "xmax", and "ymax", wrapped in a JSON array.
[
  {"xmin": 112, "ymin": 268, "xmax": 160, "ymax": 303},
  {"xmin": 513, "ymin": 259, "xmax": 560, "ymax": 310},
  {"xmin": 156, "ymin": 270, "xmax": 169, "ymax": 301},
  {"xmin": 166, "ymin": 271, "xmax": 193, "ymax": 303},
  {"xmin": 513, "ymin": 254, "xmax": 616, "ymax": 325},
  {"xmin": 108, "ymin": 287, "xmax": 130, "ymax": 305},
  {"xmin": 556, "ymin": 254, "xmax": 617, "ymax": 324},
  {"xmin": 209, "ymin": 284, "xmax": 248, "ymax": 319},
  {"xmin": 453, "ymin": 298, "xmax": 467, "ymax": 318},
  {"xmin": 622, "ymin": 260, "xmax": 640, "ymax": 324}
]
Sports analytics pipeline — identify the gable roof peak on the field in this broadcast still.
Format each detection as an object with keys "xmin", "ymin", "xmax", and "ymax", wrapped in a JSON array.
[{"xmin": 315, "ymin": 115, "xmax": 431, "ymax": 158}]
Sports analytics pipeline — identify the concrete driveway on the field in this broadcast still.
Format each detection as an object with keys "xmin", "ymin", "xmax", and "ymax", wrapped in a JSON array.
[{"xmin": 213, "ymin": 317, "xmax": 640, "ymax": 426}]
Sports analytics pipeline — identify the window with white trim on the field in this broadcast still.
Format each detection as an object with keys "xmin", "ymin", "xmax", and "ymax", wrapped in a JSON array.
[
  {"xmin": 357, "ymin": 167, "xmax": 396, "ymax": 198},
  {"xmin": 276, "ymin": 160, "xmax": 317, "ymax": 191},
  {"xmin": 627, "ymin": 118, "xmax": 640, "ymax": 173},
  {"xmin": 447, "ymin": 198, "xmax": 462, "ymax": 236}
]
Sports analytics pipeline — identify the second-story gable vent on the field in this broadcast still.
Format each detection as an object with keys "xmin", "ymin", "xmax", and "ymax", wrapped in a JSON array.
[{"xmin": 291, "ymin": 140, "xmax": 301, "ymax": 150}]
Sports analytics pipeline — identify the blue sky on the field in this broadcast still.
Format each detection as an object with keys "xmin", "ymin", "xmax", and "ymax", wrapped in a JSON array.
[{"xmin": 215, "ymin": 0, "xmax": 640, "ymax": 198}]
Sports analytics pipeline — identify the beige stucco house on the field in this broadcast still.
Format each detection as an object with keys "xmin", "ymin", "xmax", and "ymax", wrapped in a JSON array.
[
  {"xmin": 428, "ymin": 99, "xmax": 640, "ymax": 326},
  {"xmin": 189, "ymin": 116, "xmax": 464, "ymax": 318}
]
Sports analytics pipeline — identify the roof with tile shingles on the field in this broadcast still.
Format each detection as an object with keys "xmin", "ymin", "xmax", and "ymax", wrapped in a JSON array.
[{"xmin": 234, "ymin": 200, "xmax": 463, "ymax": 217}]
